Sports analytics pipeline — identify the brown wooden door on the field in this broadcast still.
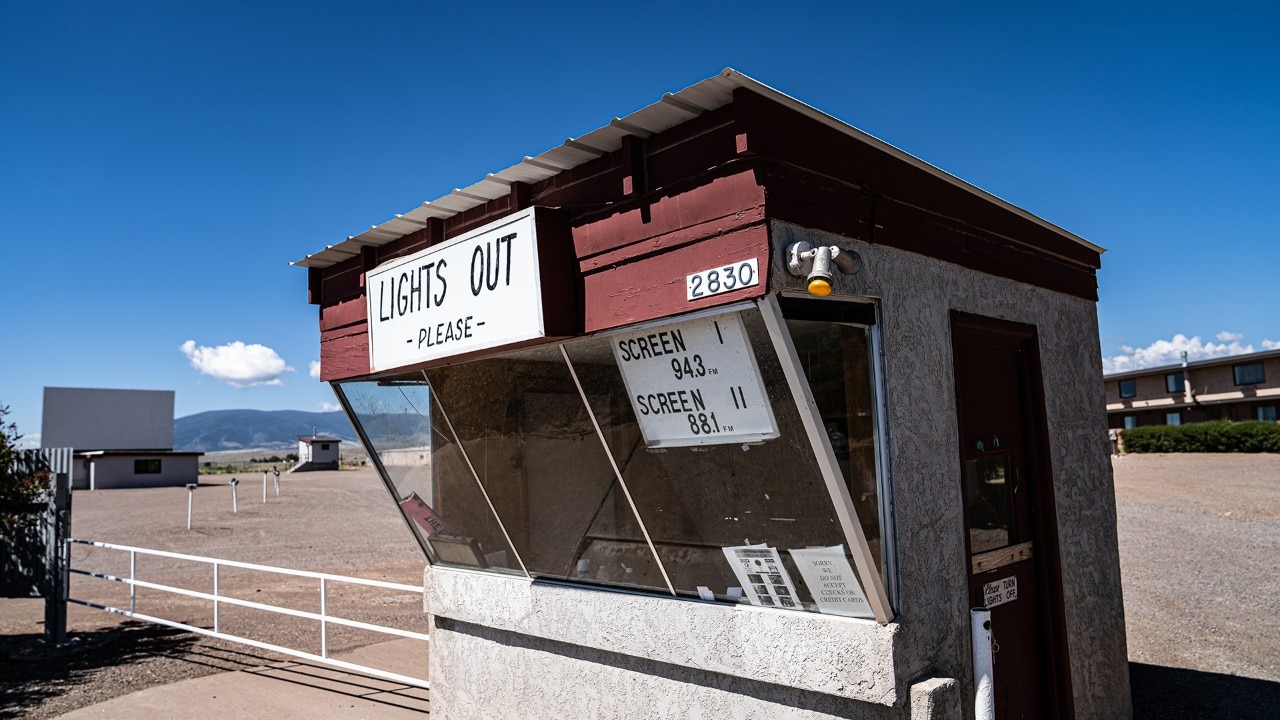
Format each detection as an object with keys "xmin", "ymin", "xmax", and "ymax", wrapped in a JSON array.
[{"xmin": 951, "ymin": 313, "xmax": 1072, "ymax": 719}]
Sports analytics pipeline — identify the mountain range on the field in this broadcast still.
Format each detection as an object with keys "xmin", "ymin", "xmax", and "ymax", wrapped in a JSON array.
[{"xmin": 174, "ymin": 409, "xmax": 359, "ymax": 452}]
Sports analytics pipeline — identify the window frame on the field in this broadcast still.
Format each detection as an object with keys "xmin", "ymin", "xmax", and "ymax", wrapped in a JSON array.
[
  {"xmin": 1118, "ymin": 379, "xmax": 1137, "ymax": 399},
  {"xmin": 1165, "ymin": 412, "xmax": 1181, "ymax": 426},
  {"xmin": 1165, "ymin": 372, "xmax": 1184, "ymax": 394},
  {"xmin": 134, "ymin": 458, "xmax": 161, "ymax": 474},
  {"xmin": 1233, "ymin": 362, "xmax": 1266, "ymax": 386}
]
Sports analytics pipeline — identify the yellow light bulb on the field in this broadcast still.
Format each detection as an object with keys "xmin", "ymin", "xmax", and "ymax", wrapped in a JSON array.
[{"xmin": 808, "ymin": 278, "xmax": 832, "ymax": 296}]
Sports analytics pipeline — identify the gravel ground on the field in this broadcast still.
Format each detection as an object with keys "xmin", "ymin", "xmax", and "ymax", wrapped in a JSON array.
[
  {"xmin": 1115, "ymin": 453, "xmax": 1280, "ymax": 718},
  {"xmin": 3, "ymin": 455, "xmax": 1278, "ymax": 718},
  {"xmin": 0, "ymin": 468, "xmax": 429, "ymax": 719}
]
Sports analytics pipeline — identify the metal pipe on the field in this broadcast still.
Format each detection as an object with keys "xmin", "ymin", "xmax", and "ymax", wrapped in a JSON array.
[
  {"xmin": 213, "ymin": 563, "xmax": 220, "ymax": 632},
  {"xmin": 186, "ymin": 485, "xmax": 194, "ymax": 530},
  {"xmin": 971, "ymin": 607, "xmax": 995, "ymax": 720},
  {"xmin": 230, "ymin": 478, "xmax": 239, "ymax": 513},
  {"xmin": 320, "ymin": 578, "xmax": 329, "ymax": 658},
  {"xmin": 129, "ymin": 551, "xmax": 137, "ymax": 614},
  {"xmin": 262, "ymin": 472, "xmax": 268, "ymax": 503}
]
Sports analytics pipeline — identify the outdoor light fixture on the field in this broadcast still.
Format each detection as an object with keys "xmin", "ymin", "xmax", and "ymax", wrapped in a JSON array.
[{"xmin": 786, "ymin": 241, "xmax": 863, "ymax": 296}]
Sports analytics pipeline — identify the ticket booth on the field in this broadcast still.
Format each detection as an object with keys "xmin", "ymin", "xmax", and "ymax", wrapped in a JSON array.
[{"xmin": 295, "ymin": 69, "xmax": 1130, "ymax": 719}]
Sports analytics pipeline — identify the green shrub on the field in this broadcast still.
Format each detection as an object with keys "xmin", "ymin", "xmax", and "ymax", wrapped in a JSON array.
[{"xmin": 1122, "ymin": 420, "xmax": 1280, "ymax": 453}]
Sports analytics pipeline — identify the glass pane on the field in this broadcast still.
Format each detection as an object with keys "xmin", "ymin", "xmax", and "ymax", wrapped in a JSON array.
[
  {"xmin": 565, "ymin": 309, "xmax": 874, "ymax": 618},
  {"xmin": 783, "ymin": 317, "xmax": 884, "ymax": 579},
  {"xmin": 966, "ymin": 455, "xmax": 1015, "ymax": 553},
  {"xmin": 423, "ymin": 345, "xmax": 667, "ymax": 591},
  {"xmin": 336, "ymin": 376, "xmax": 521, "ymax": 574}
]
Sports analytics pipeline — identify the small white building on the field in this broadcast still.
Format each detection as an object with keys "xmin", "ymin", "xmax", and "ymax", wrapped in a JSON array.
[
  {"xmin": 41, "ymin": 387, "xmax": 202, "ymax": 489},
  {"xmin": 295, "ymin": 434, "xmax": 341, "ymax": 471}
]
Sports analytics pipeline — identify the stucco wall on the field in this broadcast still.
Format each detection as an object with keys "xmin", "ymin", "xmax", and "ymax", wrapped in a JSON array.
[{"xmin": 770, "ymin": 221, "xmax": 1130, "ymax": 719}]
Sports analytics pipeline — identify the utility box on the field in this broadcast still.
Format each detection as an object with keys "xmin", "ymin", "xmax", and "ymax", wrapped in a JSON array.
[{"xmin": 296, "ymin": 69, "xmax": 1130, "ymax": 720}]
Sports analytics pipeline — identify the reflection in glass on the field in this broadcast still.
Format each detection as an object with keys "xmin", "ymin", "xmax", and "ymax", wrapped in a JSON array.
[
  {"xmin": 565, "ymin": 310, "xmax": 867, "ymax": 616},
  {"xmin": 783, "ymin": 316, "xmax": 884, "ymax": 579},
  {"xmin": 965, "ymin": 455, "xmax": 1015, "ymax": 553},
  {"xmin": 336, "ymin": 376, "xmax": 521, "ymax": 574},
  {"xmin": 424, "ymin": 346, "xmax": 667, "ymax": 591}
]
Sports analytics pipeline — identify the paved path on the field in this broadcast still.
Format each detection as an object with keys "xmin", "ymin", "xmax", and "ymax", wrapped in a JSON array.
[{"xmin": 55, "ymin": 639, "xmax": 429, "ymax": 719}]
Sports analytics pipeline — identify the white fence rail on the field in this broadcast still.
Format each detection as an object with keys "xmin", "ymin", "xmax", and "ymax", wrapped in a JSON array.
[{"xmin": 66, "ymin": 538, "xmax": 429, "ymax": 690}]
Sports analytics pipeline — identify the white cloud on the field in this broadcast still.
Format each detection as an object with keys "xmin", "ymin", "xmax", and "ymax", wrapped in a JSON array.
[
  {"xmin": 17, "ymin": 433, "xmax": 41, "ymax": 450},
  {"xmin": 1264, "ymin": 339, "xmax": 1280, "ymax": 350},
  {"xmin": 317, "ymin": 401, "xmax": 341, "ymax": 412},
  {"xmin": 180, "ymin": 340, "xmax": 294, "ymax": 388},
  {"xmin": 1103, "ymin": 332, "xmax": 1259, "ymax": 374},
  {"xmin": 309, "ymin": 360, "xmax": 321, "ymax": 380}
]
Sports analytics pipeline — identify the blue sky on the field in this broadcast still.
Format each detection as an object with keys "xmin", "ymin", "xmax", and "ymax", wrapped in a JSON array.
[{"xmin": 2, "ymin": 1, "xmax": 1277, "ymax": 442}]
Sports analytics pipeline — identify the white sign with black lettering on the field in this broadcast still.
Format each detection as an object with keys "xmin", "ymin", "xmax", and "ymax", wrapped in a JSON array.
[
  {"xmin": 611, "ymin": 312, "xmax": 779, "ymax": 447},
  {"xmin": 722, "ymin": 544, "xmax": 800, "ymax": 610},
  {"xmin": 686, "ymin": 258, "xmax": 759, "ymax": 301},
  {"xmin": 982, "ymin": 576, "xmax": 1018, "ymax": 608},
  {"xmin": 365, "ymin": 209, "xmax": 545, "ymax": 372},
  {"xmin": 790, "ymin": 545, "xmax": 874, "ymax": 619}
]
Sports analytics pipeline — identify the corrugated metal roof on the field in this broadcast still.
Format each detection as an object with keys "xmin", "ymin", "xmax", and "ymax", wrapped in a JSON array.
[{"xmin": 292, "ymin": 68, "xmax": 1101, "ymax": 269}]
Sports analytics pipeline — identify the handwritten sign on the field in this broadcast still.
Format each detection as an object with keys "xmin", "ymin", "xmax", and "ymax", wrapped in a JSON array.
[
  {"xmin": 611, "ymin": 312, "xmax": 779, "ymax": 447},
  {"xmin": 365, "ymin": 208, "xmax": 548, "ymax": 372},
  {"xmin": 982, "ymin": 576, "xmax": 1018, "ymax": 608},
  {"xmin": 790, "ymin": 545, "xmax": 873, "ymax": 619}
]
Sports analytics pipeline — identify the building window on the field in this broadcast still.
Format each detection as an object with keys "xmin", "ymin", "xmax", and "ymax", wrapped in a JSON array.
[
  {"xmin": 337, "ymin": 301, "xmax": 890, "ymax": 620},
  {"xmin": 1165, "ymin": 372, "xmax": 1184, "ymax": 394},
  {"xmin": 1259, "ymin": 406, "xmax": 1278, "ymax": 422},
  {"xmin": 134, "ymin": 459, "xmax": 161, "ymax": 474},
  {"xmin": 1123, "ymin": 416, "xmax": 1138, "ymax": 430},
  {"xmin": 1165, "ymin": 412, "xmax": 1181, "ymax": 426},
  {"xmin": 1234, "ymin": 362, "xmax": 1265, "ymax": 385},
  {"xmin": 321, "ymin": 443, "xmax": 331, "ymax": 451},
  {"xmin": 1119, "ymin": 380, "xmax": 1136, "ymax": 398}
]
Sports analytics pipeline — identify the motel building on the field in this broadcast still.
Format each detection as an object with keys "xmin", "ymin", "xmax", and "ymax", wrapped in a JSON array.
[{"xmin": 294, "ymin": 70, "xmax": 1130, "ymax": 719}]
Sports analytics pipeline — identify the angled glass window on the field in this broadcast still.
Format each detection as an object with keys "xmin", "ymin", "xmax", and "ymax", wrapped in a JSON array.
[
  {"xmin": 565, "ymin": 308, "xmax": 882, "ymax": 619},
  {"xmin": 422, "ymin": 345, "xmax": 668, "ymax": 591},
  {"xmin": 336, "ymin": 375, "xmax": 521, "ymax": 574}
]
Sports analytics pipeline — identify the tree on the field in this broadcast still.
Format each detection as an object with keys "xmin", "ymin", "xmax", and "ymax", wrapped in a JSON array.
[{"xmin": 0, "ymin": 405, "xmax": 48, "ymax": 539}]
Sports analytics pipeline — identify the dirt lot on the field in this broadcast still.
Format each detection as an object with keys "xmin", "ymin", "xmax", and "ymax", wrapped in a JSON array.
[
  {"xmin": 0, "ymin": 469, "xmax": 429, "ymax": 719},
  {"xmin": 1115, "ymin": 453, "xmax": 1280, "ymax": 718},
  {"xmin": 2, "ymin": 455, "xmax": 1278, "ymax": 718}
]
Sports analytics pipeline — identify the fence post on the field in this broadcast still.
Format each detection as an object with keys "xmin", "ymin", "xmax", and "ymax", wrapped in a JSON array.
[
  {"xmin": 320, "ymin": 577, "xmax": 328, "ymax": 658},
  {"xmin": 213, "ymin": 562, "xmax": 220, "ymax": 633},
  {"xmin": 129, "ymin": 550, "xmax": 137, "ymax": 614},
  {"xmin": 186, "ymin": 484, "xmax": 196, "ymax": 529},
  {"xmin": 229, "ymin": 478, "xmax": 239, "ymax": 513}
]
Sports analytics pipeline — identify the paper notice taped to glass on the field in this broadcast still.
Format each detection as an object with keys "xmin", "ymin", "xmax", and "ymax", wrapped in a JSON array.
[
  {"xmin": 722, "ymin": 544, "xmax": 800, "ymax": 610},
  {"xmin": 790, "ymin": 545, "xmax": 874, "ymax": 619}
]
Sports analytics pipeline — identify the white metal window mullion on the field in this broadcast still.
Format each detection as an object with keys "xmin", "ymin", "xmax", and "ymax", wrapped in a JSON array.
[
  {"xmin": 559, "ymin": 344, "xmax": 678, "ymax": 596},
  {"xmin": 757, "ymin": 294, "xmax": 894, "ymax": 623},
  {"xmin": 422, "ymin": 372, "xmax": 531, "ymax": 579}
]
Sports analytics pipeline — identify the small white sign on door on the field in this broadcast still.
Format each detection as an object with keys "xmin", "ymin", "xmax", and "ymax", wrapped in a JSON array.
[{"xmin": 982, "ymin": 576, "xmax": 1018, "ymax": 608}]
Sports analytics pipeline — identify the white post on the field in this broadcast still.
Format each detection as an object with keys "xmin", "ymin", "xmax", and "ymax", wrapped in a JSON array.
[
  {"xmin": 320, "ymin": 577, "xmax": 329, "ymax": 658},
  {"xmin": 273, "ymin": 469, "xmax": 280, "ymax": 496},
  {"xmin": 262, "ymin": 472, "xmax": 268, "ymax": 503},
  {"xmin": 972, "ymin": 607, "xmax": 995, "ymax": 720},
  {"xmin": 129, "ymin": 550, "xmax": 137, "ymax": 614},
  {"xmin": 230, "ymin": 478, "xmax": 239, "ymax": 513},
  {"xmin": 213, "ymin": 562, "xmax": 220, "ymax": 633},
  {"xmin": 186, "ymin": 484, "xmax": 196, "ymax": 529},
  {"xmin": 89, "ymin": 460, "xmax": 96, "ymax": 492}
]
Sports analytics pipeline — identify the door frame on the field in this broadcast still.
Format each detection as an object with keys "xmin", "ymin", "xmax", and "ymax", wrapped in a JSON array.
[{"xmin": 950, "ymin": 311, "xmax": 1074, "ymax": 717}]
